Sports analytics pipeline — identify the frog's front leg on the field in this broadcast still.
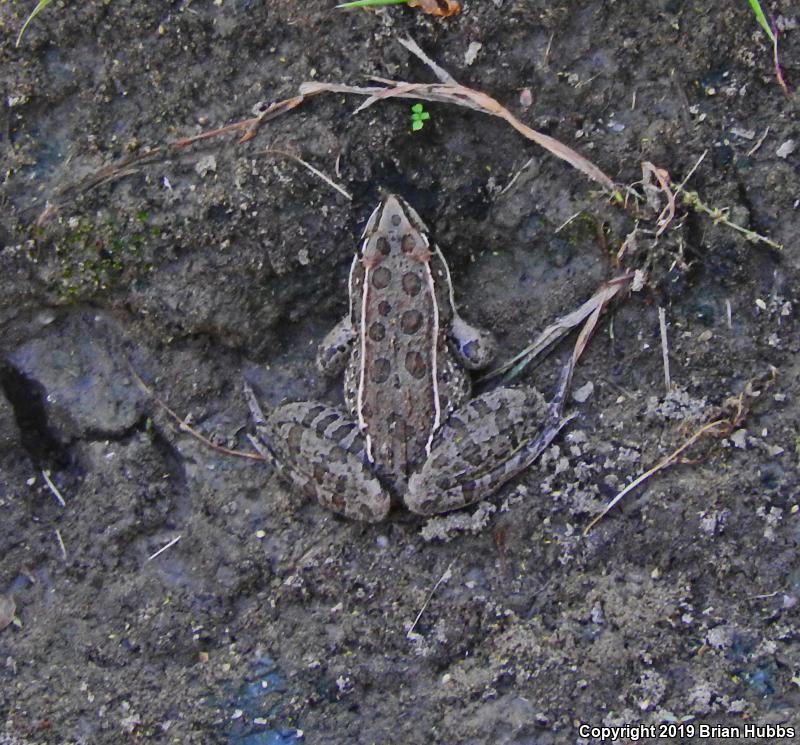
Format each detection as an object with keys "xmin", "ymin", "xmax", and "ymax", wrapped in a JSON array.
[
  {"xmin": 245, "ymin": 385, "xmax": 390, "ymax": 522},
  {"xmin": 449, "ymin": 311, "xmax": 498, "ymax": 370},
  {"xmin": 405, "ymin": 387, "xmax": 570, "ymax": 516},
  {"xmin": 316, "ymin": 315, "xmax": 355, "ymax": 376}
]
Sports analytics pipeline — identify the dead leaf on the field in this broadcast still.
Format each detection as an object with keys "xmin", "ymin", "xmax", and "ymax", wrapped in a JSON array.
[{"xmin": 408, "ymin": 0, "xmax": 461, "ymax": 17}]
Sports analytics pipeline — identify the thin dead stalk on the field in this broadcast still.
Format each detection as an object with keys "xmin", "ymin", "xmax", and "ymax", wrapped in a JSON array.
[
  {"xmin": 583, "ymin": 417, "xmax": 728, "ymax": 536},
  {"xmin": 54, "ymin": 529, "xmax": 68, "ymax": 561},
  {"xmin": 302, "ymin": 77, "xmax": 614, "ymax": 190},
  {"xmin": 658, "ymin": 307, "xmax": 671, "ymax": 393},
  {"xmin": 680, "ymin": 191, "xmax": 783, "ymax": 250},
  {"xmin": 130, "ymin": 368, "xmax": 263, "ymax": 461},
  {"xmin": 37, "ymin": 38, "xmax": 613, "ymax": 224},
  {"xmin": 147, "ymin": 535, "xmax": 182, "ymax": 561},
  {"xmin": 407, "ymin": 560, "xmax": 454, "ymax": 638},
  {"xmin": 42, "ymin": 470, "xmax": 66, "ymax": 507},
  {"xmin": 263, "ymin": 149, "xmax": 352, "ymax": 200},
  {"xmin": 481, "ymin": 273, "xmax": 634, "ymax": 385},
  {"xmin": 747, "ymin": 127, "xmax": 770, "ymax": 156}
]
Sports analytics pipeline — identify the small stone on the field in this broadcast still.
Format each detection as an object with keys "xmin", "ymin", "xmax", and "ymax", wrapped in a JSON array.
[
  {"xmin": 730, "ymin": 429, "xmax": 748, "ymax": 449},
  {"xmin": 776, "ymin": 139, "xmax": 796, "ymax": 159},
  {"xmin": 730, "ymin": 127, "xmax": 755, "ymax": 140},
  {"xmin": 464, "ymin": 41, "xmax": 482, "ymax": 66},
  {"xmin": 0, "ymin": 595, "xmax": 15, "ymax": 632},
  {"xmin": 572, "ymin": 381, "xmax": 594, "ymax": 403},
  {"xmin": 195, "ymin": 154, "xmax": 217, "ymax": 177}
]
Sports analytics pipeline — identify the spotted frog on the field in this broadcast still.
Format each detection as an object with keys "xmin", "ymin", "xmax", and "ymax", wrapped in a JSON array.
[{"xmin": 247, "ymin": 195, "xmax": 566, "ymax": 522}]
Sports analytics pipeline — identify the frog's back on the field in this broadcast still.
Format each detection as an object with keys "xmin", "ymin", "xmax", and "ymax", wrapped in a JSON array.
[{"xmin": 346, "ymin": 195, "xmax": 464, "ymax": 492}]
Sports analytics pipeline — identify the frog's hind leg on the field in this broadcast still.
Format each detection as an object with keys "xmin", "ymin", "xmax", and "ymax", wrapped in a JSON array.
[
  {"xmin": 406, "ymin": 387, "xmax": 571, "ymax": 516},
  {"xmin": 245, "ymin": 385, "xmax": 390, "ymax": 523}
]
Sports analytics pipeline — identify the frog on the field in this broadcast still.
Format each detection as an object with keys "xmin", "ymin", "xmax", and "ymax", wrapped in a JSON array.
[{"xmin": 245, "ymin": 194, "xmax": 570, "ymax": 522}]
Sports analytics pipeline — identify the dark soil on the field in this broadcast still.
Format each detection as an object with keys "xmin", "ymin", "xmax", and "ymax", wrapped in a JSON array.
[{"xmin": 1, "ymin": 1, "xmax": 799, "ymax": 743}]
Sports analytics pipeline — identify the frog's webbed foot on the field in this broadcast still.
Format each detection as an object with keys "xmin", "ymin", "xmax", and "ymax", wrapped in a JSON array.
[
  {"xmin": 405, "ymin": 387, "xmax": 571, "ymax": 516},
  {"xmin": 316, "ymin": 315, "xmax": 355, "ymax": 377},
  {"xmin": 247, "ymin": 388, "xmax": 390, "ymax": 522}
]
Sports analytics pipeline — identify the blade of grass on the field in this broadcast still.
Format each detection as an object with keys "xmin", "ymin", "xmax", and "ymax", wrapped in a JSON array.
[
  {"xmin": 15, "ymin": 0, "xmax": 54, "ymax": 48},
  {"xmin": 747, "ymin": 0, "xmax": 774, "ymax": 42},
  {"xmin": 337, "ymin": 0, "xmax": 408, "ymax": 8},
  {"xmin": 747, "ymin": 0, "xmax": 789, "ymax": 95}
]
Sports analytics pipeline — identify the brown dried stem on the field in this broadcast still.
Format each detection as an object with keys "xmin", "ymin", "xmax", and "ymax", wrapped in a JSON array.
[{"xmin": 130, "ymin": 368, "xmax": 263, "ymax": 461}]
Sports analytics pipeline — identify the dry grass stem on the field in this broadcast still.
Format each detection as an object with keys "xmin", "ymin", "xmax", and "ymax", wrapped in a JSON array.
[
  {"xmin": 680, "ymin": 191, "xmax": 783, "ymax": 250},
  {"xmin": 747, "ymin": 127, "xmax": 770, "ymax": 156},
  {"xmin": 37, "ymin": 36, "xmax": 613, "ymax": 223},
  {"xmin": 42, "ymin": 470, "xmax": 66, "ymax": 507},
  {"xmin": 673, "ymin": 150, "xmax": 707, "ymax": 196},
  {"xmin": 499, "ymin": 155, "xmax": 535, "ymax": 196},
  {"xmin": 554, "ymin": 210, "xmax": 583, "ymax": 234},
  {"xmin": 583, "ymin": 417, "xmax": 728, "ymax": 536},
  {"xmin": 147, "ymin": 535, "xmax": 182, "ymax": 562},
  {"xmin": 658, "ymin": 307, "xmax": 671, "ymax": 393},
  {"xmin": 263, "ymin": 149, "xmax": 352, "ymax": 200},
  {"xmin": 398, "ymin": 36, "xmax": 459, "ymax": 85},
  {"xmin": 54, "ymin": 529, "xmax": 67, "ymax": 561},
  {"xmin": 130, "ymin": 368, "xmax": 263, "ymax": 461},
  {"xmin": 407, "ymin": 560, "xmax": 454, "ymax": 638},
  {"xmin": 481, "ymin": 273, "xmax": 634, "ymax": 385},
  {"xmin": 640, "ymin": 161, "xmax": 676, "ymax": 236}
]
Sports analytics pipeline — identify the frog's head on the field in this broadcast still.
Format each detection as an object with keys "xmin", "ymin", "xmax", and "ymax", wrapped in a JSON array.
[{"xmin": 360, "ymin": 194, "xmax": 432, "ymax": 267}]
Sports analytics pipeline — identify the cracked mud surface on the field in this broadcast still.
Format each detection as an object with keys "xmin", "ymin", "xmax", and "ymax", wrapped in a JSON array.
[{"xmin": 1, "ymin": 1, "xmax": 799, "ymax": 743}]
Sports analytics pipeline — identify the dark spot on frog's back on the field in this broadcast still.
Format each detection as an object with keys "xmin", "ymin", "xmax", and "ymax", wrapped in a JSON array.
[
  {"xmin": 391, "ymin": 213, "xmax": 401, "ymax": 227},
  {"xmin": 372, "ymin": 266, "xmax": 392, "ymax": 289},
  {"xmin": 402, "ymin": 272, "xmax": 422, "ymax": 296},
  {"xmin": 405, "ymin": 350, "xmax": 426, "ymax": 379},
  {"xmin": 378, "ymin": 300, "xmax": 392, "ymax": 316},
  {"xmin": 371, "ymin": 358, "xmax": 391, "ymax": 383},
  {"xmin": 401, "ymin": 309, "xmax": 424, "ymax": 334},
  {"xmin": 368, "ymin": 321, "xmax": 386, "ymax": 341},
  {"xmin": 377, "ymin": 236, "xmax": 391, "ymax": 255},
  {"xmin": 401, "ymin": 234, "xmax": 416, "ymax": 254}
]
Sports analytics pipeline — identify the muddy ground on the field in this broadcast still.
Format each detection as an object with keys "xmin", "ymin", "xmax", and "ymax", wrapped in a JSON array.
[{"xmin": 1, "ymin": 1, "xmax": 799, "ymax": 743}]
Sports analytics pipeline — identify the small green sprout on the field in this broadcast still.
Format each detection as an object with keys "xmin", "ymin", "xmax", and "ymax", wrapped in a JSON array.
[{"xmin": 410, "ymin": 102, "xmax": 431, "ymax": 132}]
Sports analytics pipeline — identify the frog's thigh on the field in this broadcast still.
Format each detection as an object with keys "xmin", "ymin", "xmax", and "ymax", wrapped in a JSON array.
[
  {"xmin": 262, "ymin": 401, "xmax": 390, "ymax": 523},
  {"xmin": 406, "ymin": 387, "xmax": 549, "ymax": 516}
]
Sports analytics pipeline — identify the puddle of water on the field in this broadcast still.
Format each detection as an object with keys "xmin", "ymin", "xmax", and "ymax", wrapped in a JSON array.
[{"xmin": 207, "ymin": 655, "xmax": 303, "ymax": 744}]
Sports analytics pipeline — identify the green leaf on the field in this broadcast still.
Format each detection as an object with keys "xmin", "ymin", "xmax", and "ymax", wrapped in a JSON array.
[
  {"xmin": 412, "ymin": 119, "xmax": 424, "ymax": 132},
  {"xmin": 420, "ymin": 112, "xmax": 430, "ymax": 121},
  {"xmin": 747, "ymin": 0, "xmax": 775, "ymax": 43},
  {"xmin": 15, "ymin": 0, "xmax": 54, "ymax": 48},
  {"xmin": 411, "ymin": 103, "xmax": 424, "ymax": 114},
  {"xmin": 337, "ymin": 0, "xmax": 409, "ymax": 9}
]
